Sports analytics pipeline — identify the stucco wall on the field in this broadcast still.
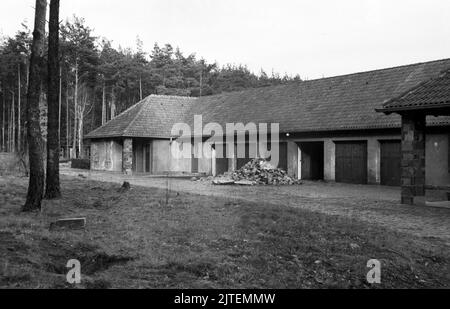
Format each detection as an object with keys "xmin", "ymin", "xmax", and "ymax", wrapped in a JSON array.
[
  {"xmin": 286, "ymin": 132, "xmax": 450, "ymax": 187},
  {"xmin": 324, "ymin": 139, "xmax": 336, "ymax": 181},
  {"xmin": 199, "ymin": 143, "xmax": 213, "ymax": 175},
  {"xmin": 367, "ymin": 138, "xmax": 381, "ymax": 184},
  {"xmin": 426, "ymin": 134, "xmax": 450, "ymax": 187},
  {"xmin": 91, "ymin": 140, "xmax": 122, "ymax": 172},
  {"xmin": 287, "ymin": 141, "xmax": 299, "ymax": 179},
  {"xmin": 89, "ymin": 132, "xmax": 450, "ymax": 186},
  {"xmin": 152, "ymin": 140, "xmax": 171, "ymax": 173}
]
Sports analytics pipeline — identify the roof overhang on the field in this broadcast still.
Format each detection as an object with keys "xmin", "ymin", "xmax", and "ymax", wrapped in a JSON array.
[{"xmin": 376, "ymin": 104, "xmax": 450, "ymax": 116}]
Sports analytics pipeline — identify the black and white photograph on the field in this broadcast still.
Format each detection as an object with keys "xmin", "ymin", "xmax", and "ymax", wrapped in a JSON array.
[{"xmin": 0, "ymin": 0, "xmax": 449, "ymax": 296}]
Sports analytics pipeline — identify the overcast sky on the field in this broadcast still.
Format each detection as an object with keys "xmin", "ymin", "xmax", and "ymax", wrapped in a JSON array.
[{"xmin": 1, "ymin": 0, "xmax": 450, "ymax": 79}]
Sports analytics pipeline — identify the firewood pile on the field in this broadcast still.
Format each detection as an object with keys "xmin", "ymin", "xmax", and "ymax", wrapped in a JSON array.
[{"xmin": 213, "ymin": 158, "xmax": 302, "ymax": 186}]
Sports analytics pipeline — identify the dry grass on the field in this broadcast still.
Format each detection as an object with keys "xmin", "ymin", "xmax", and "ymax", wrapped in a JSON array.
[{"xmin": 0, "ymin": 175, "xmax": 449, "ymax": 289}]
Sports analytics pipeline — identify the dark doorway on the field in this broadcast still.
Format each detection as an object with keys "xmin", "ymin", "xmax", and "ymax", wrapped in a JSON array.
[
  {"xmin": 335, "ymin": 141, "xmax": 368, "ymax": 184},
  {"xmin": 380, "ymin": 140, "xmax": 401, "ymax": 186},
  {"xmin": 133, "ymin": 139, "xmax": 152, "ymax": 174},
  {"xmin": 191, "ymin": 140, "xmax": 199, "ymax": 173},
  {"xmin": 253, "ymin": 142, "xmax": 288, "ymax": 171},
  {"xmin": 278, "ymin": 142, "xmax": 288, "ymax": 172},
  {"xmin": 299, "ymin": 142, "xmax": 324, "ymax": 180},
  {"xmin": 215, "ymin": 144, "xmax": 229, "ymax": 176},
  {"xmin": 192, "ymin": 157, "xmax": 199, "ymax": 173},
  {"xmin": 145, "ymin": 143, "xmax": 152, "ymax": 174},
  {"xmin": 237, "ymin": 142, "xmax": 252, "ymax": 170}
]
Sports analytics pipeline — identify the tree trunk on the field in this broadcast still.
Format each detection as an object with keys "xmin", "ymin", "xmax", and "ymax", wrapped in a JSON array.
[
  {"xmin": 66, "ymin": 84, "xmax": 69, "ymax": 158},
  {"xmin": 139, "ymin": 76, "xmax": 143, "ymax": 101},
  {"xmin": 2, "ymin": 89, "xmax": 5, "ymax": 152},
  {"xmin": 45, "ymin": 0, "xmax": 61, "ymax": 199},
  {"xmin": 72, "ymin": 60, "xmax": 78, "ymax": 158},
  {"xmin": 7, "ymin": 100, "xmax": 10, "ymax": 152},
  {"xmin": 8, "ymin": 100, "xmax": 12, "ymax": 152},
  {"xmin": 18, "ymin": 63, "xmax": 21, "ymax": 152},
  {"xmin": 58, "ymin": 66, "xmax": 62, "ymax": 144},
  {"xmin": 111, "ymin": 87, "xmax": 116, "ymax": 120},
  {"xmin": 11, "ymin": 91, "xmax": 15, "ymax": 152},
  {"xmin": 23, "ymin": 0, "xmax": 47, "ymax": 212},
  {"xmin": 102, "ymin": 79, "xmax": 106, "ymax": 125},
  {"xmin": 199, "ymin": 70, "xmax": 203, "ymax": 97},
  {"xmin": 78, "ymin": 106, "xmax": 83, "ymax": 158}
]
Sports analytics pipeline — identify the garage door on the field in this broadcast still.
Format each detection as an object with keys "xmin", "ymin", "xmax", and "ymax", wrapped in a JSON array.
[
  {"xmin": 380, "ymin": 141, "xmax": 401, "ymax": 186},
  {"xmin": 335, "ymin": 141, "xmax": 368, "ymax": 184}
]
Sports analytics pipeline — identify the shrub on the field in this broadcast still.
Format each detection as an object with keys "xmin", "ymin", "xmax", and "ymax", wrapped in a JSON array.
[{"xmin": 71, "ymin": 159, "xmax": 90, "ymax": 170}]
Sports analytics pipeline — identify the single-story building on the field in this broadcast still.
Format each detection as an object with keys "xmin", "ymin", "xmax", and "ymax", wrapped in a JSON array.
[{"xmin": 85, "ymin": 58, "xmax": 450, "ymax": 200}]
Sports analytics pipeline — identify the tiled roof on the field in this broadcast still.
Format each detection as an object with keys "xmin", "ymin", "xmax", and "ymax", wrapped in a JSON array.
[
  {"xmin": 378, "ymin": 70, "xmax": 450, "ymax": 113},
  {"xmin": 190, "ymin": 59, "xmax": 450, "ymax": 133},
  {"xmin": 85, "ymin": 95, "xmax": 197, "ymax": 139},
  {"xmin": 86, "ymin": 58, "xmax": 450, "ymax": 140}
]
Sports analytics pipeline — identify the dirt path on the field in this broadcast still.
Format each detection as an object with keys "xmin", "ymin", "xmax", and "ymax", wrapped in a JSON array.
[{"xmin": 61, "ymin": 168, "xmax": 450, "ymax": 244}]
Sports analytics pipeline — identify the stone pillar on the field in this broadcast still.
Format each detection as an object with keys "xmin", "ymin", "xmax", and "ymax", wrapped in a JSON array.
[
  {"xmin": 123, "ymin": 138, "xmax": 133, "ymax": 175},
  {"xmin": 401, "ymin": 113, "xmax": 426, "ymax": 205}
]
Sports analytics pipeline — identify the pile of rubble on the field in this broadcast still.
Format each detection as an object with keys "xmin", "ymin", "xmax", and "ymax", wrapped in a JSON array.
[{"xmin": 212, "ymin": 158, "xmax": 302, "ymax": 186}]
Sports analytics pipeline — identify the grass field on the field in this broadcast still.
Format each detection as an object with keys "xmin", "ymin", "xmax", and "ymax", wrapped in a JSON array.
[{"xmin": 0, "ymin": 175, "xmax": 449, "ymax": 289}]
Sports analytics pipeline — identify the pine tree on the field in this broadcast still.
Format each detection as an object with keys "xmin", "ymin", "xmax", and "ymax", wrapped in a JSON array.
[
  {"xmin": 45, "ymin": 0, "xmax": 61, "ymax": 199},
  {"xmin": 23, "ymin": 0, "xmax": 47, "ymax": 212}
]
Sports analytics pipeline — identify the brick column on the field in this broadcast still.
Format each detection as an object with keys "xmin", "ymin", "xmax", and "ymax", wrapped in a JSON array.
[
  {"xmin": 401, "ymin": 113, "xmax": 426, "ymax": 205},
  {"xmin": 123, "ymin": 138, "xmax": 133, "ymax": 175}
]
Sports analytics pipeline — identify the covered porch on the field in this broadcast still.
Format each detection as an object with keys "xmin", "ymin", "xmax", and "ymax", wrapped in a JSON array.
[{"xmin": 377, "ymin": 70, "xmax": 450, "ymax": 205}]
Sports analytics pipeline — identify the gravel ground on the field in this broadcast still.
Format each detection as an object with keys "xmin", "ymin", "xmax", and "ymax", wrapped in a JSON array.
[{"xmin": 60, "ymin": 168, "xmax": 450, "ymax": 244}]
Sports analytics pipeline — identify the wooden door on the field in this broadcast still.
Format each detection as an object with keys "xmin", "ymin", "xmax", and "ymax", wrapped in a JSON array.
[
  {"xmin": 335, "ymin": 141, "xmax": 368, "ymax": 184},
  {"xmin": 380, "ymin": 141, "xmax": 401, "ymax": 186}
]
